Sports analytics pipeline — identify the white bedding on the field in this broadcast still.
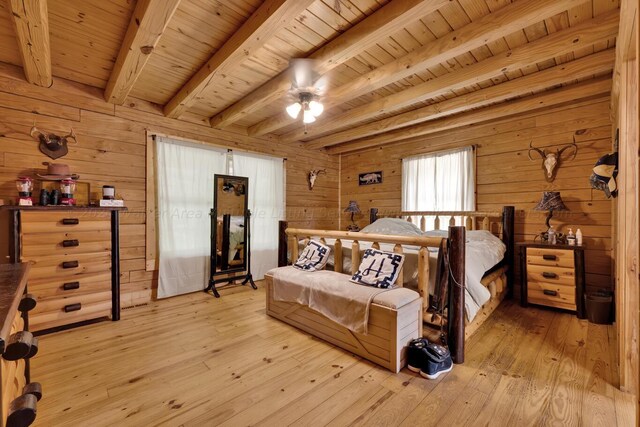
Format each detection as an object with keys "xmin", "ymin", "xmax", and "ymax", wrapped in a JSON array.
[{"xmin": 304, "ymin": 219, "xmax": 506, "ymax": 322}]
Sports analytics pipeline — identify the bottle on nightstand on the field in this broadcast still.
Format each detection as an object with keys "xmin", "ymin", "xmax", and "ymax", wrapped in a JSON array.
[{"xmin": 576, "ymin": 228, "xmax": 583, "ymax": 246}]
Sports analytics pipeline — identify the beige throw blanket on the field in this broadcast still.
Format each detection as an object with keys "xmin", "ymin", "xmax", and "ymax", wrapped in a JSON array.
[{"xmin": 269, "ymin": 266, "xmax": 392, "ymax": 334}]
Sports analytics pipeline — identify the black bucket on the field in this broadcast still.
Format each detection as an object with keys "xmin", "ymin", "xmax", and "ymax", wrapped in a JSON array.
[{"xmin": 585, "ymin": 290, "xmax": 613, "ymax": 324}]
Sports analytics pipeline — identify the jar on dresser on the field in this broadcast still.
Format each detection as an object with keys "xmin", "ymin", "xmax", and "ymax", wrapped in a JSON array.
[{"xmin": 2, "ymin": 206, "xmax": 124, "ymax": 332}]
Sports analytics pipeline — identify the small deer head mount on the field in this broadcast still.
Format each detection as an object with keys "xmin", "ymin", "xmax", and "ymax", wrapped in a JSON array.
[
  {"xmin": 30, "ymin": 125, "xmax": 78, "ymax": 160},
  {"xmin": 528, "ymin": 139, "xmax": 578, "ymax": 182},
  {"xmin": 308, "ymin": 169, "xmax": 326, "ymax": 190}
]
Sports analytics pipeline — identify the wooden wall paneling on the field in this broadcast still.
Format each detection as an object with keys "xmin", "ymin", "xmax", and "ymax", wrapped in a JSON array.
[
  {"xmin": 5, "ymin": 0, "xmax": 51, "ymax": 87},
  {"xmin": 0, "ymin": 63, "xmax": 340, "ymax": 308},
  {"xmin": 339, "ymin": 97, "xmax": 613, "ymax": 295},
  {"xmin": 104, "ymin": 0, "xmax": 182, "ymax": 105}
]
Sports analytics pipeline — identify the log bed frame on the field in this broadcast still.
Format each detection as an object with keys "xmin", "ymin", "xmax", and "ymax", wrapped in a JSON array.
[{"xmin": 276, "ymin": 205, "xmax": 515, "ymax": 364}]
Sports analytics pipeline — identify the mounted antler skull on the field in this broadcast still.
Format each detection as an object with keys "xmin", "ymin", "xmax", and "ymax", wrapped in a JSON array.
[
  {"xmin": 528, "ymin": 139, "xmax": 578, "ymax": 182},
  {"xmin": 30, "ymin": 125, "xmax": 78, "ymax": 160},
  {"xmin": 308, "ymin": 169, "xmax": 326, "ymax": 190}
]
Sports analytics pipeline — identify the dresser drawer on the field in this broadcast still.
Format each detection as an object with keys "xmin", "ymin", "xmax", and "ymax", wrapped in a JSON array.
[
  {"xmin": 31, "ymin": 290, "xmax": 112, "ymax": 316},
  {"xmin": 30, "ymin": 299, "xmax": 112, "ymax": 331},
  {"xmin": 21, "ymin": 212, "xmax": 111, "ymax": 234},
  {"xmin": 27, "ymin": 253, "xmax": 111, "ymax": 281},
  {"xmin": 526, "ymin": 264, "xmax": 575, "ymax": 286},
  {"xmin": 28, "ymin": 271, "xmax": 112, "ymax": 299},
  {"xmin": 21, "ymin": 232, "xmax": 111, "ymax": 258},
  {"xmin": 526, "ymin": 248, "xmax": 574, "ymax": 268}
]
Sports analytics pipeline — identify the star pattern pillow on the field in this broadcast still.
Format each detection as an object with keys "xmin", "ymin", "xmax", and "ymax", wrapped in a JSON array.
[
  {"xmin": 293, "ymin": 240, "xmax": 330, "ymax": 271},
  {"xmin": 350, "ymin": 249, "xmax": 405, "ymax": 288}
]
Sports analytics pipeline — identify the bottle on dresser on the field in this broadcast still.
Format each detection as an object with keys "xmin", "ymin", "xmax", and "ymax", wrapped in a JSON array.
[
  {"xmin": 576, "ymin": 228, "xmax": 583, "ymax": 246},
  {"xmin": 548, "ymin": 225, "xmax": 556, "ymax": 244},
  {"xmin": 567, "ymin": 228, "xmax": 576, "ymax": 246}
]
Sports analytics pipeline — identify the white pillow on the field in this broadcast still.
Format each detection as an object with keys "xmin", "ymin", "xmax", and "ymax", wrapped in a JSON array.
[
  {"xmin": 350, "ymin": 249, "xmax": 405, "ymax": 289},
  {"xmin": 293, "ymin": 241, "xmax": 330, "ymax": 271},
  {"xmin": 360, "ymin": 218, "xmax": 422, "ymax": 236}
]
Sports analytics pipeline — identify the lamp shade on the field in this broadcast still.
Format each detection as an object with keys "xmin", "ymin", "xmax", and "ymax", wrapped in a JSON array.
[
  {"xmin": 344, "ymin": 200, "xmax": 361, "ymax": 213},
  {"xmin": 534, "ymin": 191, "xmax": 568, "ymax": 211}
]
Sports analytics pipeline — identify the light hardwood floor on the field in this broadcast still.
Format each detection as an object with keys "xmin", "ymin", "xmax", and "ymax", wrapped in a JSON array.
[{"xmin": 31, "ymin": 282, "xmax": 635, "ymax": 426}]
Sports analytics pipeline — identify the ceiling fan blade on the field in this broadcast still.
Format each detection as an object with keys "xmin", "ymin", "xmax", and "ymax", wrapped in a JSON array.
[{"xmin": 290, "ymin": 58, "xmax": 319, "ymax": 91}]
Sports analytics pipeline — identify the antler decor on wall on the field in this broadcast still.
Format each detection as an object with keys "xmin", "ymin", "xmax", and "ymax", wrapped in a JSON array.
[
  {"xmin": 308, "ymin": 169, "xmax": 326, "ymax": 190},
  {"xmin": 527, "ymin": 138, "xmax": 578, "ymax": 182},
  {"xmin": 30, "ymin": 125, "xmax": 78, "ymax": 160}
]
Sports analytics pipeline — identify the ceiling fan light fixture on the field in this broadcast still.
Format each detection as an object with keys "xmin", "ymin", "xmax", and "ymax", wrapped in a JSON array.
[
  {"xmin": 308, "ymin": 100, "xmax": 324, "ymax": 117},
  {"xmin": 286, "ymin": 102, "xmax": 302, "ymax": 119},
  {"xmin": 303, "ymin": 109, "xmax": 316, "ymax": 124}
]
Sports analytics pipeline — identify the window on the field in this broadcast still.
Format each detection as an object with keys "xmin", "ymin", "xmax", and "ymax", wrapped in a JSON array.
[{"xmin": 402, "ymin": 146, "xmax": 475, "ymax": 230}]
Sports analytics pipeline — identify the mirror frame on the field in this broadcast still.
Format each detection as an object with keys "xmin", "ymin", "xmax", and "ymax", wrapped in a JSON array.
[{"xmin": 212, "ymin": 174, "xmax": 249, "ymax": 276}]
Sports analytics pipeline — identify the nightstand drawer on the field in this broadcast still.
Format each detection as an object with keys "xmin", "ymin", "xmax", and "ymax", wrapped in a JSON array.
[
  {"xmin": 526, "ymin": 248, "xmax": 574, "ymax": 268},
  {"xmin": 526, "ymin": 264, "xmax": 575, "ymax": 286},
  {"xmin": 527, "ymin": 281, "xmax": 576, "ymax": 306}
]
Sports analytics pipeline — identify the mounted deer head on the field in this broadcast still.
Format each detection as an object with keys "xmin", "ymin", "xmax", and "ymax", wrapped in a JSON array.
[
  {"xmin": 528, "ymin": 139, "xmax": 578, "ymax": 182},
  {"xmin": 308, "ymin": 169, "xmax": 326, "ymax": 190},
  {"xmin": 30, "ymin": 125, "xmax": 78, "ymax": 160}
]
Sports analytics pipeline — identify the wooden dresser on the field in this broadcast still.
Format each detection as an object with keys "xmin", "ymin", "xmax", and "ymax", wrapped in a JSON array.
[
  {"xmin": 0, "ymin": 264, "xmax": 41, "ymax": 427},
  {"xmin": 4, "ymin": 207, "xmax": 123, "ymax": 332},
  {"xmin": 518, "ymin": 243, "xmax": 586, "ymax": 318}
]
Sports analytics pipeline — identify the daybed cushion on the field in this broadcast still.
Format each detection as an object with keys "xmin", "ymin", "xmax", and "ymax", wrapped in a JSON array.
[{"xmin": 267, "ymin": 266, "xmax": 420, "ymax": 334}]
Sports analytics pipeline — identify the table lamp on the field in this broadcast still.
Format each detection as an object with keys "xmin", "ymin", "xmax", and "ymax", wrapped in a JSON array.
[
  {"xmin": 534, "ymin": 191, "xmax": 568, "ymax": 229},
  {"xmin": 344, "ymin": 200, "xmax": 361, "ymax": 231}
]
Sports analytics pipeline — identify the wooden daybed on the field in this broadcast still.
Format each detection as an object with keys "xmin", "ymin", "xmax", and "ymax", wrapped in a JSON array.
[{"xmin": 272, "ymin": 206, "xmax": 515, "ymax": 365}]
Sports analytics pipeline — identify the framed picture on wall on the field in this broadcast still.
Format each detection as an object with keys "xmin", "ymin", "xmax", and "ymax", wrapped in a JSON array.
[{"xmin": 358, "ymin": 171, "xmax": 383, "ymax": 186}]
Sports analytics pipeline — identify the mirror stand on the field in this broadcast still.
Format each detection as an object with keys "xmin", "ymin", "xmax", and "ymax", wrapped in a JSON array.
[{"xmin": 205, "ymin": 209, "xmax": 257, "ymax": 298}]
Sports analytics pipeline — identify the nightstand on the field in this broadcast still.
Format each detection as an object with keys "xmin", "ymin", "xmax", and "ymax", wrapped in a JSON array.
[{"xmin": 517, "ymin": 243, "xmax": 586, "ymax": 318}]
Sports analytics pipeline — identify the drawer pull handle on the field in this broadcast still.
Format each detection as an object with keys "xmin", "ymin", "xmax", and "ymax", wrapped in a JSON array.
[
  {"xmin": 63, "ymin": 281, "xmax": 80, "ymax": 291},
  {"xmin": 3, "ymin": 331, "xmax": 34, "ymax": 361},
  {"xmin": 542, "ymin": 272, "xmax": 558, "ymax": 279},
  {"xmin": 543, "ymin": 254, "xmax": 557, "ymax": 261},
  {"xmin": 62, "ymin": 261, "xmax": 79, "ymax": 269},
  {"xmin": 543, "ymin": 289, "xmax": 558, "ymax": 296},
  {"xmin": 62, "ymin": 239, "xmax": 79, "ymax": 247},
  {"xmin": 62, "ymin": 218, "xmax": 79, "ymax": 225},
  {"xmin": 19, "ymin": 294, "xmax": 37, "ymax": 312},
  {"xmin": 7, "ymin": 394, "xmax": 37, "ymax": 427},
  {"xmin": 64, "ymin": 303, "xmax": 81, "ymax": 313}
]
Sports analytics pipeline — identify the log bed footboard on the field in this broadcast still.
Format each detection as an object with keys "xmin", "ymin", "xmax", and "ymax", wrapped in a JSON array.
[{"xmin": 265, "ymin": 274, "xmax": 422, "ymax": 373}]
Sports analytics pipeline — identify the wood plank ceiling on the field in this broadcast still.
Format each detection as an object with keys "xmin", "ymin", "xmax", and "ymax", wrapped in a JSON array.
[{"xmin": 0, "ymin": 0, "xmax": 621, "ymax": 152}]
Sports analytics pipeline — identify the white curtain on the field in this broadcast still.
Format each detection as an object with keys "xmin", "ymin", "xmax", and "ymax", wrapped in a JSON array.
[
  {"xmin": 155, "ymin": 136, "xmax": 227, "ymax": 298},
  {"xmin": 232, "ymin": 152, "xmax": 285, "ymax": 280},
  {"xmin": 402, "ymin": 147, "xmax": 475, "ymax": 230}
]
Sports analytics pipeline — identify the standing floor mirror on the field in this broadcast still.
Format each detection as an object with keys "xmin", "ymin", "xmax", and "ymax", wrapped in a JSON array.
[{"xmin": 205, "ymin": 174, "xmax": 257, "ymax": 297}]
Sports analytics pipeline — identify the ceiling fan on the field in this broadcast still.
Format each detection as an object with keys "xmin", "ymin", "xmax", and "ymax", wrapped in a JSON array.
[{"xmin": 285, "ymin": 58, "xmax": 327, "ymax": 124}]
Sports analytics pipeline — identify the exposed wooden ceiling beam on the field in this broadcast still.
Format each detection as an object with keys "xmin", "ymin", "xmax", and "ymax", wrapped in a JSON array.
[
  {"xmin": 283, "ymin": 11, "xmax": 620, "ymax": 143},
  {"xmin": 6, "ymin": 0, "xmax": 52, "ymax": 87},
  {"xmin": 306, "ymin": 50, "xmax": 614, "ymax": 149},
  {"xmin": 104, "ymin": 0, "xmax": 181, "ymax": 105},
  {"xmin": 209, "ymin": 0, "xmax": 451, "ymax": 129},
  {"xmin": 249, "ymin": 0, "xmax": 589, "ymax": 137},
  {"xmin": 326, "ymin": 77, "xmax": 612, "ymax": 155},
  {"xmin": 163, "ymin": 0, "xmax": 315, "ymax": 119}
]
